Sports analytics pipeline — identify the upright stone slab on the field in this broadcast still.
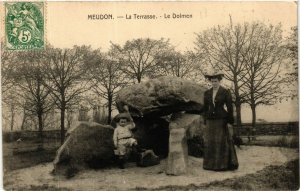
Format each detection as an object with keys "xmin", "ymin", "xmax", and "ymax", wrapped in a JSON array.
[
  {"xmin": 166, "ymin": 120, "xmax": 188, "ymax": 175},
  {"xmin": 53, "ymin": 122, "xmax": 115, "ymax": 176},
  {"xmin": 166, "ymin": 113, "xmax": 204, "ymax": 175}
]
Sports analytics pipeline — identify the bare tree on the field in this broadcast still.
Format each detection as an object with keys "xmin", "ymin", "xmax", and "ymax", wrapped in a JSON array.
[
  {"xmin": 89, "ymin": 50, "xmax": 129, "ymax": 123},
  {"xmin": 3, "ymin": 90, "xmax": 19, "ymax": 131},
  {"xmin": 1, "ymin": 45, "xmax": 16, "ymax": 94},
  {"xmin": 157, "ymin": 50, "xmax": 204, "ymax": 82},
  {"xmin": 195, "ymin": 20, "xmax": 252, "ymax": 130},
  {"xmin": 285, "ymin": 26, "xmax": 298, "ymax": 79},
  {"xmin": 284, "ymin": 26, "xmax": 298, "ymax": 98},
  {"xmin": 111, "ymin": 38, "xmax": 172, "ymax": 83},
  {"xmin": 42, "ymin": 45, "xmax": 97, "ymax": 144},
  {"xmin": 239, "ymin": 23, "xmax": 286, "ymax": 128},
  {"xmin": 14, "ymin": 51, "xmax": 54, "ymax": 146}
]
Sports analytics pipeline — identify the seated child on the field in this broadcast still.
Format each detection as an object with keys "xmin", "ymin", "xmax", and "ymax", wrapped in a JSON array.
[{"xmin": 113, "ymin": 106, "xmax": 138, "ymax": 169}]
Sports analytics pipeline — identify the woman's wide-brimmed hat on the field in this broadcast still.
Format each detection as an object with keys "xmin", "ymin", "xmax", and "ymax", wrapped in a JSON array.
[{"xmin": 204, "ymin": 69, "xmax": 224, "ymax": 80}]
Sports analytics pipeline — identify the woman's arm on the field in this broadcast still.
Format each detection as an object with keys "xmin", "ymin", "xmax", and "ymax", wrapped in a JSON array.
[{"xmin": 226, "ymin": 89, "xmax": 234, "ymax": 125}]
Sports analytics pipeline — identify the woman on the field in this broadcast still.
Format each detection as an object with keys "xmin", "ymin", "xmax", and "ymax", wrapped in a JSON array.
[{"xmin": 202, "ymin": 70, "xmax": 238, "ymax": 171}]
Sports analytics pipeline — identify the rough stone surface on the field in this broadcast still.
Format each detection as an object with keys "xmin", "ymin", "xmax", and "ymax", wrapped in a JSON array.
[
  {"xmin": 115, "ymin": 76, "xmax": 207, "ymax": 117},
  {"xmin": 186, "ymin": 114, "xmax": 206, "ymax": 158},
  {"xmin": 136, "ymin": 150, "xmax": 160, "ymax": 167},
  {"xmin": 166, "ymin": 113, "xmax": 205, "ymax": 175},
  {"xmin": 53, "ymin": 122, "xmax": 115, "ymax": 176}
]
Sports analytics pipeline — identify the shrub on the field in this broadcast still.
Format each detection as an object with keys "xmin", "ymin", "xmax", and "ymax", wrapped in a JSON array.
[
  {"xmin": 289, "ymin": 136, "xmax": 299, "ymax": 148},
  {"xmin": 277, "ymin": 136, "xmax": 288, "ymax": 147},
  {"xmin": 277, "ymin": 135, "xmax": 299, "ymax": 148}
]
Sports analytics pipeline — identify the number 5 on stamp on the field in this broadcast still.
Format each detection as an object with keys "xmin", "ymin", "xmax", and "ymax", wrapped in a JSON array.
[{"xmin": 5, "ymin": 2, "xmax": 44, "ymax": 50}]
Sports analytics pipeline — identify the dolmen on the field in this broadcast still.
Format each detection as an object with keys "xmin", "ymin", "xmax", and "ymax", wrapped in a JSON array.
[{"xmin": 53, "ymin": 76, "xmax": 207, "ymax": 176}]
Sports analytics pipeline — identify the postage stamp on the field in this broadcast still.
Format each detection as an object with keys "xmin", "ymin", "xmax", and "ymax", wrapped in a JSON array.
[
  {"xmin": 0, "ymin": 1, "xmax": 298, "ymax": 191},
  {"xmin": 5, "ymin": 2, "xmax": 44, "ymax": 50}
]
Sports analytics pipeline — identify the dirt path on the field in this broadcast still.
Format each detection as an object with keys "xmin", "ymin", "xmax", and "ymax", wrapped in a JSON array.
[{"xmin": 4, "ymin": 146, "xmax": 298, "ymax": 191}]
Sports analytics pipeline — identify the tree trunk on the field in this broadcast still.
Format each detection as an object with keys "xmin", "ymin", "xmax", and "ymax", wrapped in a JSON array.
[
  {"xmin": 233, "ymin": 89, "xmax": 242, "ymax": 136},
  {"xmin": 137, "ymin": 74, "xmax": 142, "ymax": 83},
  {"xmin": 60, "ymin": 104, "xmax": 66, "ymax": 145},
  {"xmin": 235, "ymin": 103, "xmax": 242, "ymax": 136},
  {"xmin": 20, "ymin": 109, "xmax": 27, "ymax": 131},
  {"xmin": 246, "ymin": 104, "xmax": 256, "ymax": 141},
  {"xmin": 107, "ymin": 95, "xmax": 112, "ymax": 124},
  {"xmin": 67, "ymin": 110, "xmax": 72, "ymax": 129},
  {"xmin": 38, "ymin": 113, "xmax": 44, "ymax": 149},
  {"xmin": 251, "ymin": 104, "xmax": 256, "ymax": 128},
  {"xmin": 233, "ymin": 78, "xmax": 242, "ymax": 136},
  {"xmin": 10, "ymin": 105, "xmax": 15, "ymax": 131}
]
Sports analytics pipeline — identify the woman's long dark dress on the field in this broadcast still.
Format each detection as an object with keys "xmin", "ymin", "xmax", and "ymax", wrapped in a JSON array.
[{"xmin": 203, "ymin": 86, "xmax": 238, "ymax": 170}]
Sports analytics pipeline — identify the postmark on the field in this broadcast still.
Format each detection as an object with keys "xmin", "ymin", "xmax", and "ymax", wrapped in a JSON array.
[{"xmin": 5, "ymin": 2, "xmax": 44, "ymax": 50}]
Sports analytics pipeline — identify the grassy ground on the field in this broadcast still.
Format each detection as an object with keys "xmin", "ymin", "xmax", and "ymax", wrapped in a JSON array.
[
  {"xmin": 134, "ymin": 159, "xmax": 299, "ymax": 191},
  {"xmin": 24, "ymin": 185, "xmax": 72, "ymax": 191},
  {"xmin": 3, "ymin": 135, "xmax": 299, "ymax": 172},
  {"xmin": 3, "ymin": 139, "xmax": 60, "ymax": 172},
  {"xmin": 241, "ymin": 135, "xmax": 299, "ymax": 148},
  {"xmin": 3, "ymin": 184, "xmax": 73, "ymax": 191},
  {"xmin": 3, "ymin": 135, "xmax": 297, "ymax": 172},
  {"xmin": 3, "ymin": 135, "xmax": 299, "ymax": 191}
]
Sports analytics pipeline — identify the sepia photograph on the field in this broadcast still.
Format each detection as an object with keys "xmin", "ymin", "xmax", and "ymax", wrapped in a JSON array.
[{"xmin": 0, "ymin": 1, "xmax": 298, "ymax": 191}]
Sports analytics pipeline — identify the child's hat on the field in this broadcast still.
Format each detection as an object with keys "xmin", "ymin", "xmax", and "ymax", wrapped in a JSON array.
[{"xmin": 115, "ymin": 113, "xmax": 131, "ymax": 121}]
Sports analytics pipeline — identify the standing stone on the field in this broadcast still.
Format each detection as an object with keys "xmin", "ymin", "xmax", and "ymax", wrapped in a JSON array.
[
  {"xmin": 166, "ymin": 113, "xmax": 204, "ymax": 175},
  {"xmin": 166, "ymin": 120, "xmax": 188, "ymax": 175}
]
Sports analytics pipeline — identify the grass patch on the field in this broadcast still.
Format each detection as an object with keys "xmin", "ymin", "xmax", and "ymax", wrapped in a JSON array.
[
  {"xmin": 4, "ymin": 149, "xmax": 57, "ymax": 172},
  {"xmin": 6, "ymin": 184, "xmax": 72, "ymax": 191},
  {"xmin": 199, "ymin": 159, "xmax": 299, "ymax": 190},
  {"xmin": 241, "ymin": 135, "xmax": 299, "ymax": 148},
  {"xmin": 134, "ymin": 159, "xmax": 299, "ymax": 191},
  {"xmin": 28, "ymin": 184, "xmax": 72, "ymax": 191},
  {"xmin": 3, "ymin": 140, "xmax": 60, "ymax": 172}
]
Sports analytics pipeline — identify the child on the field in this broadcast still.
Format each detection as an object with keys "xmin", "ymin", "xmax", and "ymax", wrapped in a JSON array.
[{"xmin": 113, "ymin": 105, "xmax": 138, "ymax": 169}]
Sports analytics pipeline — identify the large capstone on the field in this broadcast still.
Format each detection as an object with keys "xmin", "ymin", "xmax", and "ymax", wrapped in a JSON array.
[
  {"xmin": 116, "ymin": 76, "xmax": 207, "ymax": 117},
  {"xmin": 53, "ymin": 122, "xmax": 115, "ymax": 176}
]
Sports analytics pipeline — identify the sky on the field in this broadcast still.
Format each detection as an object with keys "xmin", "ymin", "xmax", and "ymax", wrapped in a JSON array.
[
  {"xmin": 47, "ymin": 1, "xmax": 298, "ymax": 122},
  {"xmin": 45, "ymin": 2, "xmax": 297, "ymax": 51},
  {"xmin": 0, "ymin": 1, "xmax": 298, "ymax": 122}
]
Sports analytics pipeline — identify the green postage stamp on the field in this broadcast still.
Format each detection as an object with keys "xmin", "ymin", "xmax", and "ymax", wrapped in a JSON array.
[{"xmin": 5, "ymin": 2, "xmax": 44, "ymax": 50}]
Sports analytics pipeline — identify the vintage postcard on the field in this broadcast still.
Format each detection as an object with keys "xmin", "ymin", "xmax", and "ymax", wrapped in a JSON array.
[{"xmin": 0, "ymin": 1, "xmax": 298, "ymax": 191}]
